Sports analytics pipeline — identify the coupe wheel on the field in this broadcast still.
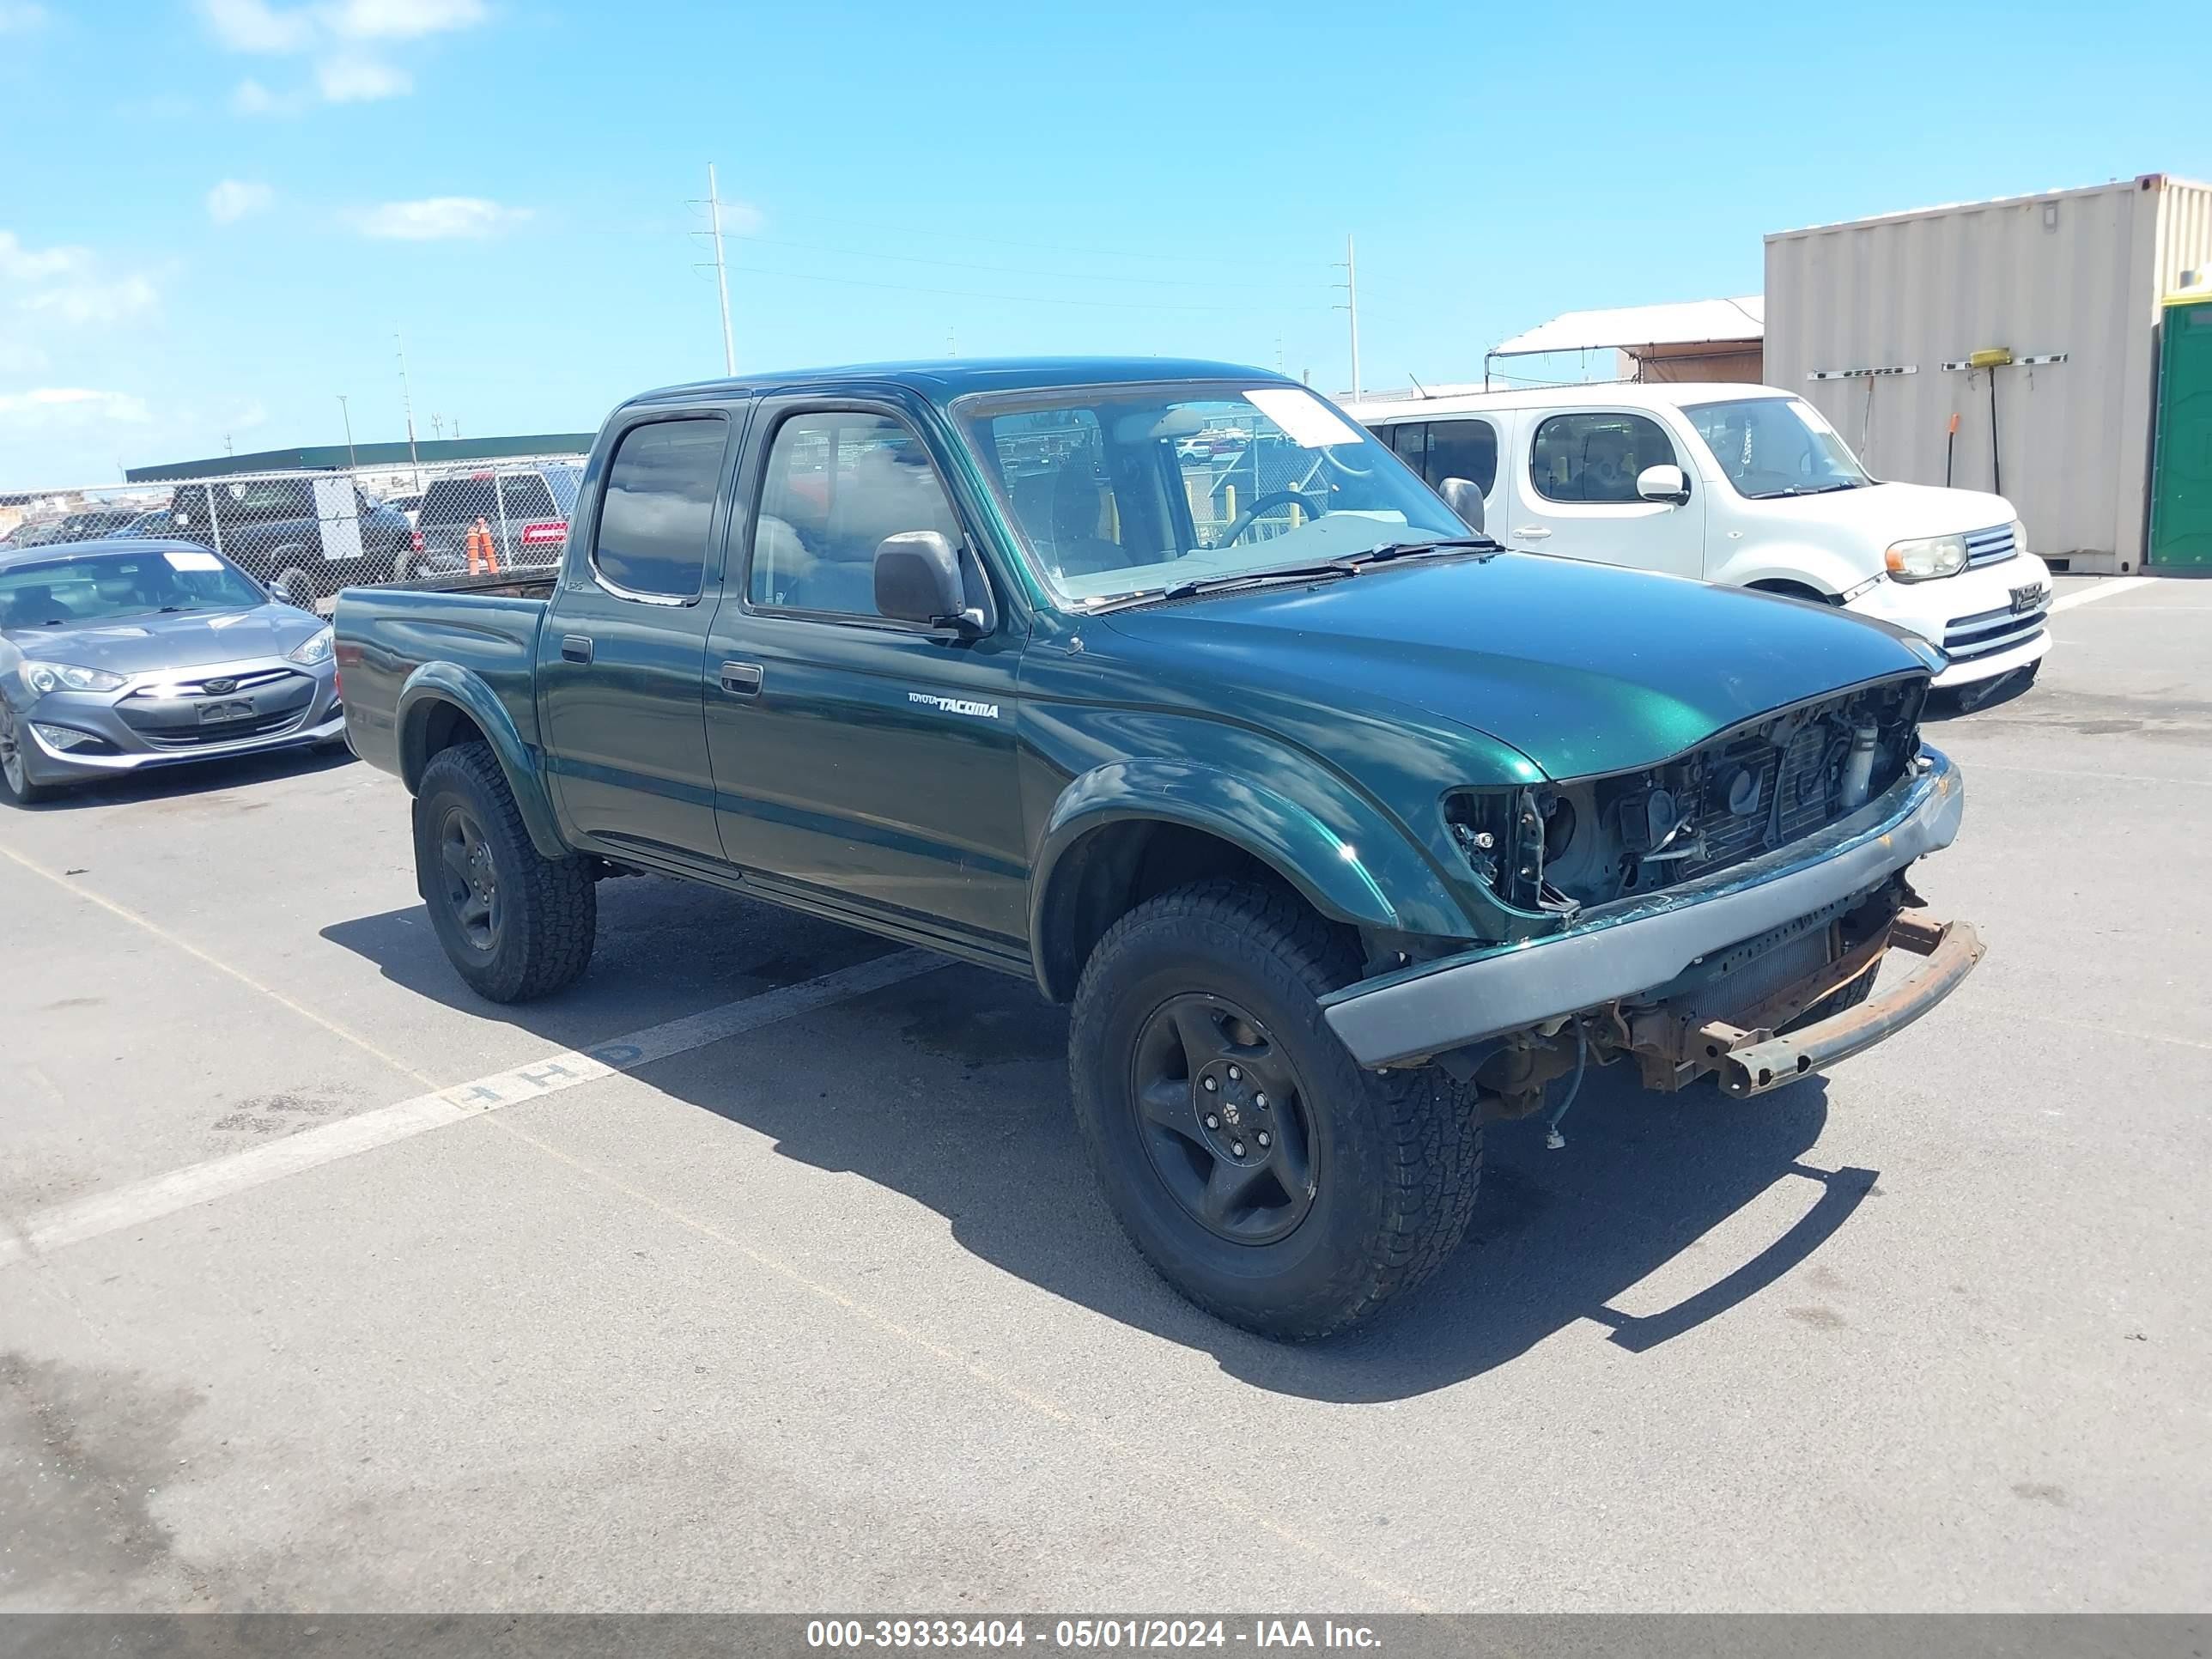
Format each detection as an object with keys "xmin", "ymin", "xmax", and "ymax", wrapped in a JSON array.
[{"xmin": 0, "ymin": 705, "xmax": 61, "ymax": 805}]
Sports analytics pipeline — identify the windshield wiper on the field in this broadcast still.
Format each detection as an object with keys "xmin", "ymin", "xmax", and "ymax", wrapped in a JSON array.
[
  {"xmin": 1088, "ymin": 537, "xmax": 1499, "ymax": 613},
  {"xmin": 1771, "ymin": 482, "xmax": 1862, "ymax": 496},
  {"xmin": 1339, "ymin": 535, "xmax": 1503, "ymax": 564}
]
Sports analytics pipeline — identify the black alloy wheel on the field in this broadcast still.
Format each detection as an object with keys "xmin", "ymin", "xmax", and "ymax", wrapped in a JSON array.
[
  {"xmin": 1131, "ymin": 993, "xmax": 1317, "ymax": 1246},
  {"xmin": 435, "ymin": 802, "xmax": 502, "ymax": 952}
]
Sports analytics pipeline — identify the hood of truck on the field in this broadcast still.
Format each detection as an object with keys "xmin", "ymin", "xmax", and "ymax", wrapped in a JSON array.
[{"xmin": 1094, "ymin": 551, "xmax": 1936, "ymax": 781}]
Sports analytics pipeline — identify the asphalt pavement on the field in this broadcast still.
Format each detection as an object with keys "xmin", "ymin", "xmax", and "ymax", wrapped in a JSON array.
[{"xmin": 3, "ymin": 573, "xmax": 2207, "ymax": 1613}]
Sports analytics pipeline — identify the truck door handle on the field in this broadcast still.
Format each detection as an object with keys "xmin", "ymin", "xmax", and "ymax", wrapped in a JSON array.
[
  {"xmin": 1512, "ymin": 526, "xmax": 1553, "ymax": 540},
  {"xmin": 561, "ymin": 634, "xmax": 592, "ymax": 664},
  {"xmin": 719, "ymin": 660, "xmax": 764, "ymax": 696}
]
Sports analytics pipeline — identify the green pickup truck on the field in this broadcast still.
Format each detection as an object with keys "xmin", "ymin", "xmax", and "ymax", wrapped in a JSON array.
[{"xmin": 335, "ymin": 357, "xmax": 1981, "ymax": 1340}]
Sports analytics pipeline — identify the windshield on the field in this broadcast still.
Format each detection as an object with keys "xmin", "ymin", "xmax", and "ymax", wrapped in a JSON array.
[
  {"xmin": 0, "ymin": 546, "xmax": 265, "ymax": 628},
  {"xmin": 1683, "ymin": 396, "xmax": 1871, "ymax": 499},
  {"xmin": 954, "ymin": 381, "xmax": 1468, "ymax": 606}
]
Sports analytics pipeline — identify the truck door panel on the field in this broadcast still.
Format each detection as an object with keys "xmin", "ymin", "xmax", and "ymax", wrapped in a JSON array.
[
  {"xmin": 539, "ymin": 411, "xmax": 734, "ymax": 865},
  {"xmin": 704, "ymin": 399, "xmax": 1029, "ymax": 946}
]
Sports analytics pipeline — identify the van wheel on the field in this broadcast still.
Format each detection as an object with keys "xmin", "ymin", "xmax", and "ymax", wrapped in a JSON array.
[
  {"xmin": 1068, "ymin": 879, "xmax": 1481, "ymax": 1340},
  {"xmin": 414, "ymin": 741, "xmax": 596, "ymax": 1001}
]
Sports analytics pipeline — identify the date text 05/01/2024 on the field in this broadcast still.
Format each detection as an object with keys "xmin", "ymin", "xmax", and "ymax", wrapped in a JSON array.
[{"xmin": 804, "ymin": 1617, "xmax": 1383, "ymax": 1650}]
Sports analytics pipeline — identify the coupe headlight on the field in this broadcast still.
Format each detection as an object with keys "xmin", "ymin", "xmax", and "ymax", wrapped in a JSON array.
[
  {"xmin": 23, "ymin": 660, "xmax": 127, "ymax": 695},
  {"xmin": 1884, "ymin": 533, "xmax": 1968, "ymax": 582},
  {"xmin": 286, "ymin": 626, "xmax": 334, "ymax": 665}
]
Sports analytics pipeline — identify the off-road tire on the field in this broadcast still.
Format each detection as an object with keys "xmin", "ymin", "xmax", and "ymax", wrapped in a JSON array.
[
  {"xmin": 414, "ymin": 741, "xmax": 596, "ymax": 1002},
  {"xmin": 1068, "ymin": 878, "xmax": 1482, "ymax": 1340}
]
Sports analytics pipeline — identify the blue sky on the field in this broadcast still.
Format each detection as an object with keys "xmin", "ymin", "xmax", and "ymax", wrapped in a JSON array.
[{"xmin": 2, "ymin": 0, "xmax": 2208, "ymax": 486}]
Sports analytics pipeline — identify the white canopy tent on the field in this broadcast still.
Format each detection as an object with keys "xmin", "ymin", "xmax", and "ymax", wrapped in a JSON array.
[{"xmin": 1487, "ymin": 295, "xmax": 1765, "ymax": 386}]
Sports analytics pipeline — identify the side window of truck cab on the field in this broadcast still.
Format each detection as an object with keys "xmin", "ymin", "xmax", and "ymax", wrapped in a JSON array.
[{"xmin": 748, "ymin": 410, "xmax": 968, "ymax": 618}]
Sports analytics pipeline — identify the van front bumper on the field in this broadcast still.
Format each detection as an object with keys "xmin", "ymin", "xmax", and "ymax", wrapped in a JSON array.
[{"xmin": 1321, "ymin": 749, "xmax": 1969, "ymax": 1070}]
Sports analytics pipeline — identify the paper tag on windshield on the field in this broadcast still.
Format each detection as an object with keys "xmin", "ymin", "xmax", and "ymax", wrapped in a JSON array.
[
  {"xmin": 163, "ymin": 549, "xmax": 222, "ymax": 572},
  {"xmin": 1244, "ymin": 387, "xmax": 1362, "ymax": 448}
]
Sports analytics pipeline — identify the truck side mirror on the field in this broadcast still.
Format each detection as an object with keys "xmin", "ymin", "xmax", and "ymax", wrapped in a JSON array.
[
  {"xmin": 1636, "ymin": 464, "xmax": 1691, "ymax": 505},
  {"xmin": 874, "ymin": 531, "xmax": 986, "ymax": 635},
  {"xmin": 1437, "ymin": 477, "xmax": 1485, "ymax": 534}
]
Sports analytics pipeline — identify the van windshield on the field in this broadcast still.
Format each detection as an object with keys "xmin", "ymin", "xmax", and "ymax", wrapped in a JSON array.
[
  {"xmin": 953, "ymin": 381, "xmax": 1467, "ymax": 607},
  {"xmin": 1683, "ymin": 396, "xmax": 1871, "ymax": 499}
]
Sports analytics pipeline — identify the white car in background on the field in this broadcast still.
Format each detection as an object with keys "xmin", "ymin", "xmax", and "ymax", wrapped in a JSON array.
[{"xmin": 1346, "ymin": 380, "xmax": 2052, "ymax": 700}]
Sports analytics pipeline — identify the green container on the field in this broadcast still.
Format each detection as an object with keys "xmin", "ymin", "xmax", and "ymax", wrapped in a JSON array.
[{"xmin": 2150, "ymin": 291, "xmax": 2212, "ymax": 570}]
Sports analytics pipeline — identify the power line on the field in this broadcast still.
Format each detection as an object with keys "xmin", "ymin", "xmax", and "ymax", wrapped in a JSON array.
[
  {"xmin": 723, "ymin": 262, "xmax": 1318, "ymax": 316},
  {"xmin": 729, "ymin": 231, "xmax": 1285, "ymax": 292},
  {"xmin": 758, "ymin": 206, "xmax": 1328, "ymax": 273}
]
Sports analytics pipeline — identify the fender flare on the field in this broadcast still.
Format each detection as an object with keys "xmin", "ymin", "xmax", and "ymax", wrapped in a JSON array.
[
  {"xmin": 1027, "ymin": 757, "xmax": 1471, "ymax": 998},
  {"xmin": 395, "ymin": 661, "xmax": 568, "ymax": 860}
]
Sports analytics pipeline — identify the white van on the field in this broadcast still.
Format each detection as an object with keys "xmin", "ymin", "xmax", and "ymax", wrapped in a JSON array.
[{"xmin": 1344, "ymin": 381, "xmax": 2052, "ymax": 695}]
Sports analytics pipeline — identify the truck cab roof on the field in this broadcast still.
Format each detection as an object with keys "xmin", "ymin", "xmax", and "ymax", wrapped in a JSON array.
[{"xmin": 625, "ymin": 356, "xmax": 1298, "ymax": 413}]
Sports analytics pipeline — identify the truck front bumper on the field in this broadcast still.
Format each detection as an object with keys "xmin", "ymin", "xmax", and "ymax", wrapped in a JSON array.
[{"xmin": 1321, "ymin": 749, "xmax": 1970, "ymax": 1071}]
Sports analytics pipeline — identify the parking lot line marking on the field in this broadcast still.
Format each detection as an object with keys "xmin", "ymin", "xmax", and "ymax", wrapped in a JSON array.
[
  {"xmin": 2049, "ymin": 576, "xmax": 2154, "ymax": 612},
  {"xmin": 0, "ymin": 949, "xmax": 939, "ymax": 1272},
  {"xmin": 483, "ymin": 1109, "xmax": 1438, "ymax": 1613},
  {"xmin": 0, "ymin": 841, "xmax": 439, "ymax": 1091}
]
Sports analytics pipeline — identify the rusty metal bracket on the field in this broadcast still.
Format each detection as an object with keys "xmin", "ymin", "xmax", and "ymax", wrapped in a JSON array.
[{"xmin": 1710, "ymin": 917, "xmax": 1985, "ymax": 1098}]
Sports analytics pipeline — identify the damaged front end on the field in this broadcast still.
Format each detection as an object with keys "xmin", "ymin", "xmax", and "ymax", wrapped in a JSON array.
[
  {"xmin": 1321, "ymin": 721, "xmax": 1978, "ymax": 1111},
  {"xmin": 1471, "ymin": 875, "xmax": 1984, "ymax": 1124}
]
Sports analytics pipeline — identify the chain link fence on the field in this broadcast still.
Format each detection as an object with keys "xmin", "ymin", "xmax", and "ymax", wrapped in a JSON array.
[{"xmin": 0, "ymin": 455, "xmax": 586, "ymax": 611}]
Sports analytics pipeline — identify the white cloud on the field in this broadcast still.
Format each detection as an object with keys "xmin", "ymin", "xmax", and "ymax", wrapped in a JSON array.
[
  {"xmin": 351, "ymin": 197, "xmax": 530, "ymax": 240},
  {"xmin": 198, "ymin": 0, "xmax": 486, "ymax": 107},
  {"xmin": 325, "ymin": 0, "xmax": 485, "ymax": 40},
  {"xmin": 206, "ymin": 179, "xmax": 275, "ymax": 224},
  {"xmin": 715, "ymin": 200, "xmax": 766, "ymax": 235},
  {"xmin": 0, "ymin": 229, "xmax": 88, "ymax": 282},
  {"xmin": 230, "ymin": 77, "xmax": 305, "ymax": 115},
  {"xmin": 198, "ymin": 0, "xmax": 315, "ymax": 52},
  {"xmin": 21, "ymin": 276, "xmax": 161, "ymax": 325},
  {"xmin": 0, "ymin": 3, "xmax": 47, "ymax": 33},
  {"xmin": 0, "ymin": 388, "xmax": 151, "ymax": 425},
  {"xmin": 316, "ymin": 52, "xmax": 410, "ymax": 101}
]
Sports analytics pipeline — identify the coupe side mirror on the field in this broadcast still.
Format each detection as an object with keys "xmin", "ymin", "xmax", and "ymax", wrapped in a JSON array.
[
  {"xmin": 1437, "ymin": 477, "xmax": 1485, "ymax": 534},
  {"xmin": 874, "ymin": 531, "xmax": 987, "ymax": 635},
  {"xmin": 1636, "ymin": 464, "xmax": 1691, "ymax": 505}
]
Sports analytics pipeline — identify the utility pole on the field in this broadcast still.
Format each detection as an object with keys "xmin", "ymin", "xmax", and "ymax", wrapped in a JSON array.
[
  {"xmin": 337, "ymin": 394, "xmax": 356, "ymax": 469},
  {"xmin": 395, "ymin": 330, "xmax": 422, "ymax": 488},
  {"xmin": 706, "ymin": 163, "xmax": 736, "ymax": 375},
  {"xmin": 430, "ymin": 413, "xmax": 446, "ymax": 441},
  {"xmin": 1334, "ymin": 234, "xmax": 1362, "ymax": 402}
]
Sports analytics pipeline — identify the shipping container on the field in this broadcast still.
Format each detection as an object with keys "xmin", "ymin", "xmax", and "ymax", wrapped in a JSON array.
[{"xmin": 1764, "ymin": 174, "xmax": 2212, "ymax": 573}]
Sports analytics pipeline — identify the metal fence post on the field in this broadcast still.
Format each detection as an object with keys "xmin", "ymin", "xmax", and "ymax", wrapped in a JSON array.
[
  {"xmin": 206, "ymin": 484, "xmax": 226, "ymax": 562},
  {"xmin": 493, "ymin": 464, "xmax": 512, "ymax": 570}
]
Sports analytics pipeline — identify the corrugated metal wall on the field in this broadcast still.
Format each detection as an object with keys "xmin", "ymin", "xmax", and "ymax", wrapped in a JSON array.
[{"xmin": 1764, "ymin": 176, "xmax": 2212, "ymax": 572}]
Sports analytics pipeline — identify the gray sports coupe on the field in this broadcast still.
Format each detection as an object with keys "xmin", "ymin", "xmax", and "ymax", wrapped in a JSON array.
[{"xmin": 0, "ymin": 538, "xmax": 343, "ymax": 804}]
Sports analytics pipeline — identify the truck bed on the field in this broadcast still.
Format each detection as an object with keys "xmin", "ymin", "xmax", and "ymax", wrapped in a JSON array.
[{"xmin": 333, "ymin": 574, "xmax": 555, "ymax": 779}]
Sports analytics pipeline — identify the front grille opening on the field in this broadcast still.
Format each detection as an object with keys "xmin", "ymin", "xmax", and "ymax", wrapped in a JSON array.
[{"xmin": 1449, "ymin": 681, "xmax": 1924, "ymax": 915}]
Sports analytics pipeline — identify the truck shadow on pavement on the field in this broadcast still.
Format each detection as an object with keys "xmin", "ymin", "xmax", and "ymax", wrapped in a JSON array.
[{"xmin": 324, "ymin": 880, "xmax": 1877, "ymax": 1404}]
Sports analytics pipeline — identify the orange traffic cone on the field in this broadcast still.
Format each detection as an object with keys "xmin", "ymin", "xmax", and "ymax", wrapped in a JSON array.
[{"xmin": 467, "ymin": 518, "xmax": 501, "ymax": 574}]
